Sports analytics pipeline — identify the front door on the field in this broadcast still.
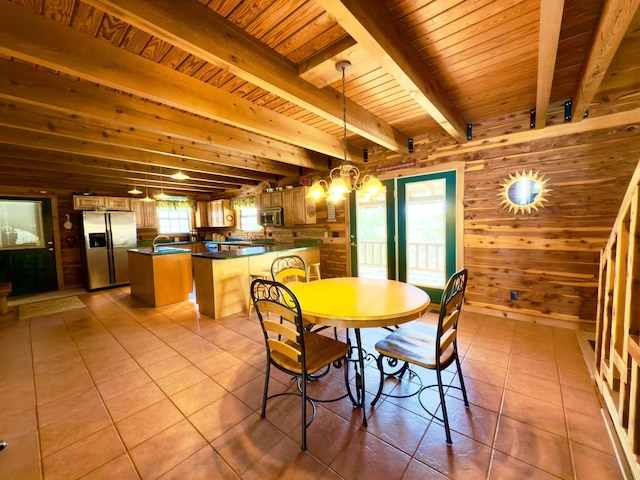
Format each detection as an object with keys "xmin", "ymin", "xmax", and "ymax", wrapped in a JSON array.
[
  {"xmin": 0, "ymin": 197, "xmax": 58, "ymax": 296},
  {"xmin": 350, "ymin": 170, "xmax": 458, "ymax": 303}
]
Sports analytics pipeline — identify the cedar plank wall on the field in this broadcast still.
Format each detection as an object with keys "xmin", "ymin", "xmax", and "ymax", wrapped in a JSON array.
[{"xmin": 455, "ymin": 125, "xmax": 640, "ymax": 326}]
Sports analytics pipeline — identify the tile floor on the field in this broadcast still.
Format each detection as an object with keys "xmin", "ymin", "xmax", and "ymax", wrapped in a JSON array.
[{"xmin": 0, "ymin": 287, "xmax": 626, "ymax": 479}]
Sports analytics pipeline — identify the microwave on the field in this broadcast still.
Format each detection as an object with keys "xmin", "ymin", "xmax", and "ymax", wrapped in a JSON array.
[{"xmin": 259, "ymin": 207, "xmax": 282, "ymax": 227}]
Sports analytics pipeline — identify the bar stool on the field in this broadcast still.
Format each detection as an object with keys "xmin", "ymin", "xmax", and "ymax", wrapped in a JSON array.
[
  {"xmin": 308, "ymin": 263, "xmax": 321, "ymax": 281},
  {"xmin": 249, "ymin": 271, "xmax": 270, "ymax": 314}
]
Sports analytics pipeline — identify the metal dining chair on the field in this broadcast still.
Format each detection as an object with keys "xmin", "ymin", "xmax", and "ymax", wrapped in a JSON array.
[
  {"xmin": 250, "ymin": 278, "xmax": 350, "ymax": 450},
  {"xmin": 271, "ymin": 255, "xmax": 308, "ymax": 284},
  {"xmin": 372, "ymin": 268, "xmax": 470, "ymax": 445}
]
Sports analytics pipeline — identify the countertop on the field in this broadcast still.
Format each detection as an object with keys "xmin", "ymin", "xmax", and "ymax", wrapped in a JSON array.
[
  {"xmin": 136, "ymin": 240, "xmax": 273, "ymax": 247},
  {"xmin": 128, "ymin": 247, "xmax": 193, "ymax": 256},
  {"xmin": 191, "ymin": 243, "xmax": 317, "ymax": 259}
]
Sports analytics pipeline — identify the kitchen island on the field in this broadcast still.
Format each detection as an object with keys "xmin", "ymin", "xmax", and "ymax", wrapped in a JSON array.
[
  {"xmin": 192, "ymin": 244, "xmax": 320, "ymax": 319},
  {"xmin": 128, "ymin": 247, "xmax": 193, "ymax": 307}
]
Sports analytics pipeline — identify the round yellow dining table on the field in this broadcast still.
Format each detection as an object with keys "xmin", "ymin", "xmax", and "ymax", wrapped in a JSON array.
[
  {"xmin": 288, "ymin": 277, "xmax": 430, "ymax": 327},
  {"xmin": 288, "ymin": 277, "xmax": 430, "ymax": 426}
]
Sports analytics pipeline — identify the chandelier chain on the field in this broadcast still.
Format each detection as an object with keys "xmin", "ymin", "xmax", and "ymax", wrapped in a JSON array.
[{"xmin": 341, "ymin": 64, "xmax": 347, "ymax": 163}]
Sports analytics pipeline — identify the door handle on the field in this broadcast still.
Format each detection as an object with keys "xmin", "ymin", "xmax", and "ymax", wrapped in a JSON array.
[{"xmin": 350, "ymin": 242, "xmax": 357, "ymax": 247}]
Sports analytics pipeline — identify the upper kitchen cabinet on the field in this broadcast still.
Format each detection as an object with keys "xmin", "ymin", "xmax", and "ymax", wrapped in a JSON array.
[
  {"xmin": 194, "ymin": 201, "xmax": 209, "ymax": 228},
  {"xmin": 259, "ymin": 191, "xmax": 283, "ymax": 209},
  {"xmin": 130, "ymin": 199, "xmax": 158, "ymax": 228},
  {"xmin": 282, "ymin": 189, "xmax": 295, "ymax": 226},
  {"xmin": 278, "ymin": 187, "xmax": 316, "ymax": 225},
  {"xmin": 73, "ymin": 195, "xmax": 131, "ymax": 211},
  {"xmin": 209, "ymin": 200, "xmax": 235, "ymax": 227},
  {"xmin": 292, "ymin": 187, "xmax": 316, "ymax": 225}
]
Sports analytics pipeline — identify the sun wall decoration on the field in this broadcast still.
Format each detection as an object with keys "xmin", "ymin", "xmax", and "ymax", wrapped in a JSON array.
[{"xmin": 498, "ymin": 170, "xmax": 551, "ymax": 214}]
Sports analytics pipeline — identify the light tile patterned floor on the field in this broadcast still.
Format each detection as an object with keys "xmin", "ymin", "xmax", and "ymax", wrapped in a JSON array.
[{"xmin": 0, "ymin": 287, "xmax": 625, "ymax": 479}]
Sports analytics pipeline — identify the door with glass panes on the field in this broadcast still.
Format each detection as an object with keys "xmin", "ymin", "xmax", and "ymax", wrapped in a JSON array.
[
  {"xmin": 0, "ymin": 197, "xmax": 58, "ymax": 296},
  {"xmin": 350, "ymin": 170, "xmax": 458, "ymax": 303}
]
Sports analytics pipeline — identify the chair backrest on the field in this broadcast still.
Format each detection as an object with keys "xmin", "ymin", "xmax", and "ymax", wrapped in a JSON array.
[
  {"xmin": 436, "ymin": 268, "xmax": 468, "ymax": 361},
  {"xmin": 271, "ymin": 255, "xmax": 308, "ymax": 284},
  {"xmin": 251, "ymin": 278, "xmax": 307, "ymax": 375}
]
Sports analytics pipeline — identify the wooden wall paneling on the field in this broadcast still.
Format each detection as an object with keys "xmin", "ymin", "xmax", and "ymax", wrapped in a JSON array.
[{"xmin": 462, "ymin": 126, "xmax": 640, "ymax": 325}]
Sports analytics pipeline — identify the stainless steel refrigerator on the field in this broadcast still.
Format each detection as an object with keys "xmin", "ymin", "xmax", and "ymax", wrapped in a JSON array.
[{"xmin": 82, "ymin": 211, "xmax": 137, "ymax": 290}]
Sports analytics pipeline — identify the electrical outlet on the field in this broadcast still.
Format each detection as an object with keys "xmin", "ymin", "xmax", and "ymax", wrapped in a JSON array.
[{"xmin": 510, "ymin": 290, "xmax": 519, "ymax": 301}]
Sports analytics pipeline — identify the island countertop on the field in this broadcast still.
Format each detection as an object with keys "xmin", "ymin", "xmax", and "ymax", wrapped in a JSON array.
[
  {"xmin": 191, "ymin": 243, "xmax": 318, "ymax": 260},
  {"xmin": 128, "ymin": 246, "xmax": 192, "ymax": 256},
  {"xmin": 192, "ymin": 244, "xmax": 320, "ymax": 319}
]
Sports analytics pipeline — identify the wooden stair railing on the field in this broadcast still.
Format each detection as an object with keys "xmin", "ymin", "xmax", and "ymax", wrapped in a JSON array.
[{"xmin": 596, "ymin": 158, "xmax": 640, "ymax": 479}]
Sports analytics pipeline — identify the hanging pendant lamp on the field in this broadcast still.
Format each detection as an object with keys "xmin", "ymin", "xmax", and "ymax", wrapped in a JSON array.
[{"xmin": 306, "ymin": 61, "xmax": 385, "ymax": 203}]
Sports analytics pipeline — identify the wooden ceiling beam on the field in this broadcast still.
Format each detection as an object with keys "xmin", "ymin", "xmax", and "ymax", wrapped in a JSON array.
[
  {"xmin": 0, "ymin": 97, "xmax": 299, "ymax": 179},
  {"xmin": 316, "ymin": 0, "xmax": 468, "ymax": 144},
  {"xmin": 0, "ymin": 126, "xmax": 275, "ymax": 183},
  {"xmin": 0, "ymin": 146, "xmax": 252, "ymax": 190},
  {"xmin": 571, "ymin": 0, "xmax": 640, "ymax": 121},
  {"xmin": 0, "ymin": 157, "xmax": 226, "ymax": 195},
  {"xmin": 0, "ymin": 1, "xmax": 361, "ymax": 163},
  {"xmin": 298, "ymin": 37, "xmax": 358, "ymax": 88},
  {"xmin": 536, "ymin": 0, "xmax": 564, "ymax": 129},
  {"xmin": 83, "ymin": 0, "xmax": 408, "ymax": 153},
  {"xmin": 431, "ymin": 106, "xmax": 640, "ymax": 159},
  {"xmin": 0, "ymin": 58, "xmax": 327, "ymax": 171}
]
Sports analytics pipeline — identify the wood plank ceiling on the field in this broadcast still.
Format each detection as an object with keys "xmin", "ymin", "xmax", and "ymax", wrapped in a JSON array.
[{"xmin": 0, "ymin": 0, "xmax": 638, "ymax": 199}]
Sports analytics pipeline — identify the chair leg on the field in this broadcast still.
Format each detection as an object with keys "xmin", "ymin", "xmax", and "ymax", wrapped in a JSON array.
[
  {"xmin": 436, "ymin": 368, "xmax": 453, "ymax": 445},
  {"xmin": 261, "ymin": 362, "xmax": 270, "ymax": 418},
  {"xmin": 301, "ymin": 374, "xmax": 307, "ymax": 450},
  {"xmin": 454, "ymin": 353, "xmax": 469, "ymax": 407}
]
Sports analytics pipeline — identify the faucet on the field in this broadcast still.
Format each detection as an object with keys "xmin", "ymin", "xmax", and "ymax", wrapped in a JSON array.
[
  {"xmin": 152, "ymin": 234, "xmax": 170, "ymax": 253},
  {"xmin": 240, "ymin": 231, "xmax": 252, "ymax": 244}
]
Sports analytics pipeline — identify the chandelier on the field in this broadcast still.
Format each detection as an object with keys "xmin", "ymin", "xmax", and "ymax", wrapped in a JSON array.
[{"xmin": 306, "ymin": 61, "xmax": 386, "ymax": 203}]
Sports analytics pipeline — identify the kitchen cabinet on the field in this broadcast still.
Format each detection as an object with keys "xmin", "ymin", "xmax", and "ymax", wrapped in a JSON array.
[
  {"xmin": 130, "ymin": 199, "xmax": 158, "ymax": 228},
  {"xmin": 259, "ymin": 191, "xmax": 283, "ymax": 209},
  {"xmin": 73, "ymin": 195, "xmax": 131, "ymax": 211},
  {"xmin": 128, "ymin": 249, "xmax": 192, "ymax": 307},
  {"xmin": 209, "ymin": 200, "xmax": 235, "ymax": 227},
  {"xmin": 194, "ymin": 201, "xmax": 209, "ymax": 227},
  {"xmin": 292, "ymin": 187, "xmax": 316, "ymax": 224},
  {"xmin": 193, "ymin": 246, "xmax": 320, "ymax": 319},
  {"xmin": 282, "ymin": 189, "xmax": 295, "ymax": 226}
]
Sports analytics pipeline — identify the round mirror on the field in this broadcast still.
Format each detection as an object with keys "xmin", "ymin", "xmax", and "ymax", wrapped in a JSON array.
[{"xmin": 499, "ymin": 170, "xmax": 551, "ymax": 214}]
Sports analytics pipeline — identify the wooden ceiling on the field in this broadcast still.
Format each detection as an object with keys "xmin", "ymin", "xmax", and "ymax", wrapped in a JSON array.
[{"xmin": 0, "ymin": 0, "xmax": 638, "ymax": 199}]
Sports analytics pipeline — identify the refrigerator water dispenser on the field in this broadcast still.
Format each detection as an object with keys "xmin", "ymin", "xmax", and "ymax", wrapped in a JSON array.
[{"xmin": 88, "ymin": 233, "xmax": 107, "ymax": 248}]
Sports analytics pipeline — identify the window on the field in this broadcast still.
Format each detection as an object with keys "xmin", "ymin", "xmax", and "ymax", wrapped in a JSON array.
[
  {"xmin": 238, "ymin": 207, "xmax": 262, "ymax": 232},
  {"xmin": 157, "ymin": 206, "xmax": 191, "ymax": 234},
  {"xmin": 0, "ymin": 200, "xmax": 44, "ymax": 249}
]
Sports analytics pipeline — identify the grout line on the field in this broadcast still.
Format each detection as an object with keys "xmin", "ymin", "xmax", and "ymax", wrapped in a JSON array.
[{"xmin": 484, "ymin": 318, "xmax": 515, "ymax": 480}]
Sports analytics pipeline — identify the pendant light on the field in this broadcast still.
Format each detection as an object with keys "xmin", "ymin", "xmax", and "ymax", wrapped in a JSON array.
[
  {"xmin": 171, "ymin": 155, "xmax": 190, "ymax": 180},
  {"xmin": 154, "ymin": 167, "xmax": 169, "ymax": 200},
  {"xmin": 141, "ymin": 174, "xmax": 155, "ymax": 202},
  {"xmin": 306, "ymin": 61, "xmax": 385, "ymax": 203},
  {"xmin": 127, "ymin": 178, "xmax": 142, "ymax": 195}
]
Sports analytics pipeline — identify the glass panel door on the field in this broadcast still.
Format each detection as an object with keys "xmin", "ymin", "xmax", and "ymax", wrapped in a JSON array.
[
  {"xmin": 350, "ymin": 171, "xmax": 457, "ymax": 303},
  {"xmin": 0, "ymin": 197, "xmax": 58, "ymax": 295},
  {"xmin": 397, "ymin": 171, "xmax": 456, "ymax": 302},
  {"xmin": 351, "ymin": 182, "xmax": 394, "ymax": 279}
]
